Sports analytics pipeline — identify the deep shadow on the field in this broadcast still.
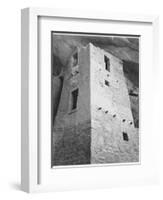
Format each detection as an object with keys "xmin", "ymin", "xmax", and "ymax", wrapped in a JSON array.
[
  {"xmin": 123, "ymin": 60, "xmax": 139, "ymax": 128},
  {"xmin": 52, "ymin": 76, "xmax": 64, "ymax": 125}
]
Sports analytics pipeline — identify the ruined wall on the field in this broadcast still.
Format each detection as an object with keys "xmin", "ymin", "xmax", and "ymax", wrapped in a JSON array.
[
  {"xmin": 52, "ymin": 45, "xmax": 91, "ymax": 166},
  {"xmin": 90, "ymin": 44, "xmax": 139, "ymax": 164},
  {"xmin": 52, "ymin": 43, "xmax": 139, "ymax": 167},
  {"xmin": 52, "ymin": 76, "xmax": 64, "ymax": 124}
]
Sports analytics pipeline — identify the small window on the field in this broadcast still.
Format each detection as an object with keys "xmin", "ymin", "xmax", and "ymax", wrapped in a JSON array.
[
  {"xmin": 104, "ymin": 55, "xmax": 110, "ymax": 72},
  {"xmin": 72, "ymin": 52, "xmax": 78, "ymax": 67},
  {"xmin": 123, "ymin": 132, "xmax": 129, "ymax": 141},
  {"xmin": 71, "ymin": 89, "xmax": 78, "ymax": 110},
  {"xmin": 105, "ymin": 80, "xmax": 109, "ymax": 87}
]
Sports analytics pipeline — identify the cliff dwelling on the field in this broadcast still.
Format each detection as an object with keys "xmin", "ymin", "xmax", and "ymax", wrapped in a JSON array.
[{"xmin": 51, "ymin": 35, "xmax": 139, "ymax": 167}]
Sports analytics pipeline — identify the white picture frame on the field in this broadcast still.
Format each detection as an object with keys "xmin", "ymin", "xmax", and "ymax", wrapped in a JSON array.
[{"xmin": 21, "ymin": 7, "xmax": 159, "ymax": 193}]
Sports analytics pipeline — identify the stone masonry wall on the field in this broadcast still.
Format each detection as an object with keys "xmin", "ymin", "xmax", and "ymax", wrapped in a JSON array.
[
  {"xmin": 52, "ymin": 43, "xmax": 139, "ymax": 167},
  {"xmin": 90, "ymin": 44, "xmax": 139, "ymax": 164},
  {"xmin": 52, "ymin": 45, "xmax": 91, "ymax": 166}
]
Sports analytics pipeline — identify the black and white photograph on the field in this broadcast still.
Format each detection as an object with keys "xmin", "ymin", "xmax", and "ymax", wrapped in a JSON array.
[{"xmin": 51, "ymin": 32, "xmax": 139, "ymax": 167}]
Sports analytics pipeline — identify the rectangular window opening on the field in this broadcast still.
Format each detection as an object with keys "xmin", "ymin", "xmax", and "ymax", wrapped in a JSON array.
[
  {"xmin": 105, "ymin": 80, "xmax": 110, "ymax": 87},
  {"xmin": 104, "ymin": 55, "xmax": 110, "ymax": 72},
  {"xmin": 73, "ymin": 52, "xmax": 78, "ymax": 67},
  {"xmin": 71, "ymin": 89, "xmax": 79, "ymax": 110},
  {"xmin": 123, "ymin": 132, "xmax": 129, "ymax": 141}
]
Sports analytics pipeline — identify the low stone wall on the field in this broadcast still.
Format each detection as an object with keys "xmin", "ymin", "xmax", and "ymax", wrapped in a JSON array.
[{"xmin": 52, "ymin": 121, "xmax": 91, "ymax": 166}]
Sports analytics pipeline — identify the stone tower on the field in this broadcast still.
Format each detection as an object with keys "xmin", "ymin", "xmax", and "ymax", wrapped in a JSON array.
[{"xmin": 52, "ymin": 43, "xmax": 139, "ymax": 166}]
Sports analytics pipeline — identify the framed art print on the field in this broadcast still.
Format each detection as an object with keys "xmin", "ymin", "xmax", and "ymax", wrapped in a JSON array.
[{"xmin": 21, "ymin": 8, "xmax": 159, "ymax": 193}]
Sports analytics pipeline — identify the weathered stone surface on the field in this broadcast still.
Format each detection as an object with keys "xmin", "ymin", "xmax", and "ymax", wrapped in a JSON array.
[
  {"xmin": 52, "ymin": 46, "xmax": 91, "ymax": 166},
  {"xmin": 90, "ymin": 44, "xmax": 139, "ymax": 164},
  {"xmin": 52, "ymin": 43, "xmax": 139, "ymax": 167}
]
